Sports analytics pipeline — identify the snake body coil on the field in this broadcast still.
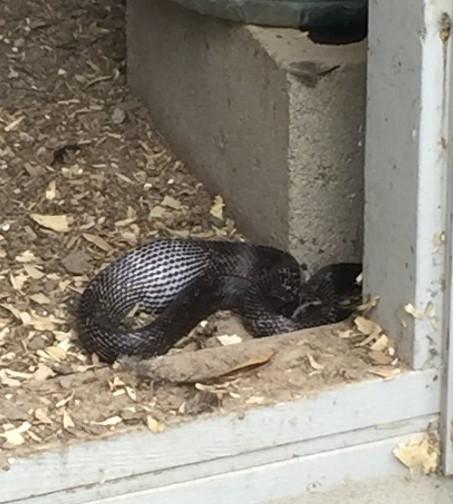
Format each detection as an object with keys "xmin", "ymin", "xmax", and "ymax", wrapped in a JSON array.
[{"xmin": 77, "ymin": 239, "xmax": 361, "ymax": 363}]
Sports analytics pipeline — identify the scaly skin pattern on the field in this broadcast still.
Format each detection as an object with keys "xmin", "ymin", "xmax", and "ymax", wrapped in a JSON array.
[{"xmin": 77, "ymin": 238, "xmax": 361, "ymax": 363}]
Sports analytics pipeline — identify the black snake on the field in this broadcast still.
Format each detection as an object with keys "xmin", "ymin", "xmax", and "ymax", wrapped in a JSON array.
[{"xmin": 77, "ymin": 239, "xmax": 361, "ymax": 363}]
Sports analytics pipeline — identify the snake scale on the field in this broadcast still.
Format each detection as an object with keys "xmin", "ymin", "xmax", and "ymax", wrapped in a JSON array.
[{"xmin": 77, "ymin": 238, "xmax": 362, "ymax": 363}]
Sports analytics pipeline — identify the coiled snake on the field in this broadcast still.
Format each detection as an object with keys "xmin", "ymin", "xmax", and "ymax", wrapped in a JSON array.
[{"xmin": 77, "ymin": 239, "xmax": 361, "ymax": 363}]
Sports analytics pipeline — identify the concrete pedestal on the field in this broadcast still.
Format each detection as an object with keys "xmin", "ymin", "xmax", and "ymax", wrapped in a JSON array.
[{"xmin": 127, "ymin": 0, "xmax": 366, "ymax": 268}]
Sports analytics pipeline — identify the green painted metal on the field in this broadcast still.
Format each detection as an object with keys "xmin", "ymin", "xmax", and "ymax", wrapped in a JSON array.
[{"xmin": 169, "ymin": 0, "xmax": 367, "ymax": 29}]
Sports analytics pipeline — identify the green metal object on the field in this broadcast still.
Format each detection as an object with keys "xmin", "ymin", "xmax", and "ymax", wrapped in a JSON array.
[{"xmin": 169, "ymin": 0, "xmax": 367, "ymax": 30}]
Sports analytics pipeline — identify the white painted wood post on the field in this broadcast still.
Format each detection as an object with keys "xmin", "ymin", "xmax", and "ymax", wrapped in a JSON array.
[
  {"xmin": 440, "ymin": 6, "xmax": 453, "ymax": 475},
  {"xmin": 364, "ymin": 0, "xmax": 452, "ymax": 370}
]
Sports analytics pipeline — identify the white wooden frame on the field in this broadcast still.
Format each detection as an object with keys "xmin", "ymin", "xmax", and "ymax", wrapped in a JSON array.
[
  {"xmin": 0, "ymin": 370, "xmax": 440, "ymax": 503},
  {"xmin": 440, "ymin": 5, "xmax": 453, "ymax": 475},
  {"xmin": 2, "ymin": 1, "xmax": 453, "ymax": 502},
  {"xmin": 364, "ymin": 0, "xmax": 452, "ymax": 371}
]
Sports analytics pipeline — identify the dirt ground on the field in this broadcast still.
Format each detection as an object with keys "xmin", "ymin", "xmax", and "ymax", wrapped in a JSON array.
[{"xmin": 0, "ymin": 0, "xmax": 401, "ymax": 468}]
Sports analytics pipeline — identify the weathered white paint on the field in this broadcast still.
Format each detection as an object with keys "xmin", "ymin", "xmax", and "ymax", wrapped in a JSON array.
[
  {"xmin": 440, "ymin": 9, "xmax": 453, "ymax": 475},
  {"xmin": 0, "ymin": 369, "xmax": 440, "ymax": 503},
  {"xmin": 10, "ymin": 416, "xmax": 436, "ymax": 504},
  {"xmin": 364, "ymin": 0, "xmax": 453, "ymax": 369},
  {"xmin": 68, "ymin": 434, "xmax": 422, "ymax": 504}
]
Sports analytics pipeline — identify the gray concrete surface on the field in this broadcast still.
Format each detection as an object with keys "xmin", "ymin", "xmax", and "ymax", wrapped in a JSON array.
[
  {"xmin": 272, "ymin": 474, "xmax": 453, "ymax": 504},
  {"xmin": 127, "ymin": 0, "xmax": 366, "ymax": 268}
]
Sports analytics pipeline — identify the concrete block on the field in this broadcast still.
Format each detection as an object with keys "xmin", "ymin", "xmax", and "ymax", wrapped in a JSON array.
[{"xmin": 127, "ymin": 0, "xmax": 366, "ymax": 268}]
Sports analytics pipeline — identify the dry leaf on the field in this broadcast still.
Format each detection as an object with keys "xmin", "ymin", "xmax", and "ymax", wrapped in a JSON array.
[
  {"xmin": 1, "ymin": 422, "xmax": 31, "ymax": 446},
  {"xmin": 368, "ymin": 350, "xmax": 393, "ymax": 366},
  {"xmin": 33, "ymin": 363, "xmax": 56, "ymax": 381},
  {"xmin": 15, "ymin": 250, "xmax": 38, "ymax": 263},
  {"xmin": 82, "ymin": 233, "xmax": 112, "ymax": 252},
  {"xmin": 30, "ymin": 213, "xmax": 70, "ymax": 233},
  {"xmin": 34, "ymin": 408, "xmax": 53, "ymax": 424},
  {"xmin": 9, "ymin": 272, "xmax": 28, "ymax": 291},
  {"xmin": 45, "ymin": 346, "xmax": 67, "ymax": 360},
  {"xmin": 161, "ymin": 195, "xmax": 182, "ymax": 209},
  {"xmin": 0, "ymin": 369, "xmax": 21, "ymax": 387},
  {"xmin": 393, "ymin": 434, "xmax": 439, "ymax": 474},
  {"xmin": 145, "ymin": 415, "xmax": 166, "ymax": 433},
  {"xmin": 354, "ymin": 316, "xmax": 381, "ymax": 336},
  {"xmin": 23, "ymin": 264, "xmax": 45, "ymax": 279},
  {"xmin": 370, "ymin": 334, "xmax": 390, "ymax": 352},
  {"xmin": 29, "ymin": 293, "xmax": 51, "ymax": 305},
  {"xmin": 149, "ymin": 206, "xmax": 166, "ymax": 219},
  {"xmin": 210, "ymin": 195, "xmax": 224, "ymax": 220}
]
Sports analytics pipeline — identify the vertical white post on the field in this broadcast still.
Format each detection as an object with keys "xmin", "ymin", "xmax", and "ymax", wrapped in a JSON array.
[
  {"xmin": 364, "ymin": 0, "xmax": 452, "ymax": 369},
  {"xmin": 440, "ymin": 9, "xmax": 453, "ymax": 474}
]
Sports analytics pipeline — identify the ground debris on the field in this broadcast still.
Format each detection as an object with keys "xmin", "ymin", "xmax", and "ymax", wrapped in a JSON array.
[
  {"xmin": 0, "ymin": 0, "xmax": 403, "ymax": 465},
  {"xmin": 394, "ymin": 433, "xmax": 440, "ymax": 475}
]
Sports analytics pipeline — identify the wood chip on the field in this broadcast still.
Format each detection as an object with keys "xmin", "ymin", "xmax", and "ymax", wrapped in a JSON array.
[
  {"xmin": 0, "ymin": 370, "xmax": 21, "ymax": 387},
  {"xmin": 307, "ymin": 352, "xmax": 325, "ymax": 371},
  {"xmin": 15, "ymin": 250, "xmax": 38, "ymax": 263},
  {"xmin": 92, "ymin": 416, "xmax": 122, "ymax": 426},
  {"xmin": 370, "ymin": 334, "xmax": 390, "ymax": 352},
  {"xmin": 368, "ymin": 367, "xmax": 401, "ymax": 379},
  {"xmin": 210, "ymin": 195, "xmax": 224, "ymax": 220},
  {"xmin": 30, "ymin": 213, "xmax": 70, "ymax": 233},
  {"xmin": 145, "ymin": 415, "xmax": 166, "ymax": 433},
  {"xmin": 4, "ymin": 115, "xmax": 25, "ymax": 132},
  {"xmin": 34, "ymin": 408, "xmax": 53, "ymax": 425},
  {"xmin": 404, "ymin": 303, "xmax": 424, "ymax": 319},
  {"xmin": 45, "ymin": 346, "xmax": 67, "ymax": 360},
  {"xmin": 33, "ymin": 363, "xmax": 56, "ymax": 381},
  {"xmin": 216, "ymin": 334, "xmax": 242, "ymax": 346},
  {"xmin": 23, "ymin": 264, "xmax": 45, "ymax": 279},
  {"xmin": 368, "ymin": 350, "xmax": 393, "ymax": 366},
  {"xmin": 9, "ymin": 272, "xmax": 28, "ymax": 291},
  {"xmin": 29, "ymin": 293, "xmax": 51, "ymax": 305},
  {"xmin": 354, "ymin": 316, "xmax": 381, "ymax": 336},
  {"xmin": 1, "ymin": 422, "xmax": 31, "ymax": 446},
  {"xmin": 82, "ymin": 233, "xmax": 112, "ymax": 252},
  {"xmin": 161, "ymin": 195, "xmax": 182, "ymax": 209},
  {"xmin": 149, "ymin": 206, "xmax": 166, "ymax": 219},
  {"xmin": 45, "ymin": 180, "xmax": 57, "ymax": 200},
  {"xmin": 63, "ymin": 410, "xmax": 75, "ymax": 429}
]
